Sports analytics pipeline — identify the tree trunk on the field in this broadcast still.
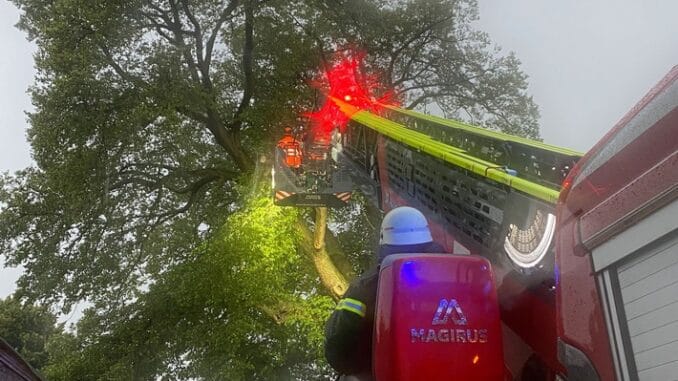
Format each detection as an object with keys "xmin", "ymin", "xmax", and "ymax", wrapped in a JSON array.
[
  {"xmin": 296, "ymin": 208, "xmax": 349, "ymax": 299},
  {"xmin": 313, "ymin": 207, "xmax": 328, "ymax": 250},
  {"xmin": 206, "ymin": 111, "xmax": 254, "ymax": 172}
]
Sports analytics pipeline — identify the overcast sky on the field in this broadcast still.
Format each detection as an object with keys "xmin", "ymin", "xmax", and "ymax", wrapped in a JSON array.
[
  {"xmin": 1, "ymin": 1, "xmax": 34, "ymax": 297},
  {"xmin": 1, "ymin": 1, "xmax": 678, "ymax": 297},
  {"xmin": 476, "ymin": 0, "xmax": 678, "ymax": 151}
]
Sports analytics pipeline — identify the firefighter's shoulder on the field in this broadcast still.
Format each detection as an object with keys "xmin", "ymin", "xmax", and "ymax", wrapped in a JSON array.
[{"xmin": 341, "ymin": 268, "xmax": 378, "ymax": 309}]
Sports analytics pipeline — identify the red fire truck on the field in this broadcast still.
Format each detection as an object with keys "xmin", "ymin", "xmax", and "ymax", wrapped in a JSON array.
[
  {"xmin": 555, "ymin": 66, "xmax": 678, "ymax": 380},
  {"xmin": 301, "ymin": 56, "xmax": 675, "ymax": 379},
  {"xmin": 339, "ymin": 66, "xmax": 676, "ymax": 380}
]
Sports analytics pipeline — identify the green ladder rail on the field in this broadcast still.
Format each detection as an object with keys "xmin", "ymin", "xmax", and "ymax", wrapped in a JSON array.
[{"xmin": 334, "ymin": 98, "xmax": 583, "ymax": 205}]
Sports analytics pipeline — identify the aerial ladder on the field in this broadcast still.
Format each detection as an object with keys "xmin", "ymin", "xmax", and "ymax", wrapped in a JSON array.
[
  {"xmin": 346, "ymin": 97, "xmax": 582, "ymax": 380},
  {"xmin": 273, "ymin": 91, "xmax": 583, "ymax": 379}
]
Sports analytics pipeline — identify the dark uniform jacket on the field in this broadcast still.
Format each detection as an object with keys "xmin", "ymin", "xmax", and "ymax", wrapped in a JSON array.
[
  {"xmin": 324, "ymin": 241, "xmax": 445, "ymax": 376},
  {"xmin": 324, "ymin": 267, "xmax": 378, "ymax": 376}
]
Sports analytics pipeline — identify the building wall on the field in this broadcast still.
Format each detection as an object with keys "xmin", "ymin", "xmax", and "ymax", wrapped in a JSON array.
[{"xmin": 0, "ymin": 339, "xmax": 42, "ymax": 381}]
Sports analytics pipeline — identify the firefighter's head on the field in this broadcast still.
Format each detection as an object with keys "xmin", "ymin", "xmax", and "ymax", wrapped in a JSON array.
[
  {"xmin": 283, "ymin": 127, "xmax": 293, "ymax": 136},
  {"xmin": 378, "ymin": 206, "xmax": 436, "ymax": 262},
  {"xmin": 379, "ymin": 206, "xmax": 433, "ymax": 245}
]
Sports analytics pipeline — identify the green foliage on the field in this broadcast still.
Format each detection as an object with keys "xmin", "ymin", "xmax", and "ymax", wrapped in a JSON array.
[
  {"xmin": 0, "ymin": 296, "xmax": 63, "ymax": 372},
  {"xmin": 331, "ymin": 193, "xmax": 381, "ymax": 274},
  {"xmin": 40, "ymin": 189, "xmax": 335, "ymax": 380}
]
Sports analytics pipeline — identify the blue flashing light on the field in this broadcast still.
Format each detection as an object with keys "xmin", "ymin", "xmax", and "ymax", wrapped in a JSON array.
[{"xmin": 400, "ymin": 260, "xmax": 422, "ymax": 287}]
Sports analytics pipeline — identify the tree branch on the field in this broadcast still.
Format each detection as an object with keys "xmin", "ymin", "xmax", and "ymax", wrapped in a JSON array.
[
  {"xmin": 387, "ymin": 15, "xmax": 453, "ymax": 84},
  {"xmin": 164, "ymin": 0, "xmax": 202, "ymax": 84},
  {"xmin": 179, "ymin": 0, "xmax": 209, "ymax": 87},
  {"xmin": 296, "ymin": 212, "xmax": 348, "ymax": 300},
  {"xmin": 205, "ymin": 1, "xmax": 241, "ymax": 71},
  {"xmin": 132, "ymin": 172, "xmax": 222, "ymax": 220},
  {"xmin": 99, "ymin": 43, "xmax": 142, "ymax": 85},
  {"xmin": 230, "ymin": 0, "xmax": 255, "ymax": 131},
  {"xmin": 176, "ymin": 105, "xmax": 209, "ymax": 124},
  {"xmin": 406, "ymin": 93, "xmax": 431, "ymax": 110}
]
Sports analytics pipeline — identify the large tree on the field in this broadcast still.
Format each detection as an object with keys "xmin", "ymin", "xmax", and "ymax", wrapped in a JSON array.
[{"xmin": 1, "ymin": 0, "xmax": 540, "ymax": 378}]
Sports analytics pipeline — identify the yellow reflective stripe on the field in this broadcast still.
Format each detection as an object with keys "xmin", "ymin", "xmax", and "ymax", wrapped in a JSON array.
[{"xmin": 336, "ymin": 298, "xmax": 366, "ymax": 318}]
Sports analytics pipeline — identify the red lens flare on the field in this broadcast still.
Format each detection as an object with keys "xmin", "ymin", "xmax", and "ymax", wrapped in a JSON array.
[{"xmin": 305, "ymin": 52, "xmax": 399, "ymax": 140}]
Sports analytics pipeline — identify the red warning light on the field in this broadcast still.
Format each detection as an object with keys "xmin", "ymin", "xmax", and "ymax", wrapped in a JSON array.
[{"xmin": 305, "ymin": 51, "xmax": 400, "ymax": 140}]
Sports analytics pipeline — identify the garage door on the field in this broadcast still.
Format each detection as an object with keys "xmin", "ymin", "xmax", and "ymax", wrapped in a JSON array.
[{"xmin": 618, "ymin": 230, "xmax": 678, "ymax": 380}]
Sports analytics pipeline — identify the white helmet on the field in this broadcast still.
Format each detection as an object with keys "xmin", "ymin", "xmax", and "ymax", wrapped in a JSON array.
[{"xmin": 379, "ymin": 206, "xmax": 433, "ymax": 245}]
